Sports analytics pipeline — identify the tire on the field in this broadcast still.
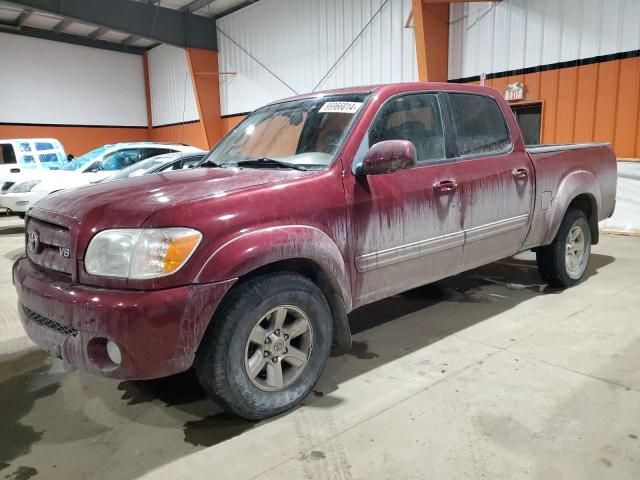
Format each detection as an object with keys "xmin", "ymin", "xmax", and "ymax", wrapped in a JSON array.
[
  {"xmin": 536, "ymin": 209, "xmax": 592, "ymax": 288},
  {"xmin": 195, "ymin": 272, "xmax": 332, "ymax": 420}
]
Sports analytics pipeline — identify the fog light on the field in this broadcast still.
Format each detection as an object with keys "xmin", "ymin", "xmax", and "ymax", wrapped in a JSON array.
[{"xmin": 106, "ymin": 340, "xmax": 122, "ymax": 365}]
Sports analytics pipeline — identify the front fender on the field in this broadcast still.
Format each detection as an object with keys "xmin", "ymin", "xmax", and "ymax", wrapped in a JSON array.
[
  {"xmin": 195, "ymin": 225, "xmax": 352, "ymax": 311},
  {"xmin": 543, "ymin": 170, "xmax": 601, "ymax": 245}
]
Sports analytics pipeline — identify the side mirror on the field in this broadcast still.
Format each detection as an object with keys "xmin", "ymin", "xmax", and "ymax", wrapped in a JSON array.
[
  {"xmin": 358, "ymin": 140, "xmax": 417, "ymax": 176},
  {"xmin": 67, "ymin": 154, "xmax": 74, "ymax": 161}
]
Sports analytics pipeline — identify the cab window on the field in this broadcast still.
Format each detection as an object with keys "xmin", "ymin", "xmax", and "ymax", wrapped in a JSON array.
[
  {"xmin": 22, "ymin": 155, "xmax": 36, "ymax": 168},
  {"xmin": 447, "ymin": 93, "xmax": 512, "ymax": 157},
  {"xmin": 100, "ymin": 149, "xmax": 142, "ymax": 171},
  {"xmin": 369, "ymin": 93, "xmax": 445, "ymax": 163},
  {"xmin": 35, "ymin": 142, "xmax": 55, "ymax": 151}
]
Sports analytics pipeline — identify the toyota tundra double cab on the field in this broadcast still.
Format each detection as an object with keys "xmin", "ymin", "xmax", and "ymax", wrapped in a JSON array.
[{"xmin": 14, "ymin": 83, "xmax": 617, "ymax": 420}]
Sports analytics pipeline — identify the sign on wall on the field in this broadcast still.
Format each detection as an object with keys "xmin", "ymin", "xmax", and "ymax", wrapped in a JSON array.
[{"xmin": 504, "ymin": 82, "xmax": 525, "ymax": 102}]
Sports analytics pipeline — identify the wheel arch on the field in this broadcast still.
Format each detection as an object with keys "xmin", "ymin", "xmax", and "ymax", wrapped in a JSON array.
[
  {"xmin": 543, "ymin": 171, "xmax": 601, "ymax": 246},
  {"xmin": 195, "ymin": 226, "xmax": 353, "ymax": 355}
]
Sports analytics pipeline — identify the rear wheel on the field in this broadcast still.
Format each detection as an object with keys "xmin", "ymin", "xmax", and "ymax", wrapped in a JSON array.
[
  {"xmin": 536, "ymin": 209, "xmax": 591, "ymax": 288},
  {"xmin": 196, "ymin": 272, "xmax": 332, "ymax": 420}
]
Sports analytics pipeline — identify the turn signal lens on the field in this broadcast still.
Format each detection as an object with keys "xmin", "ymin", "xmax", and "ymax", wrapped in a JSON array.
[{"xmin": 163, "ymin": 232, "xmax": 202, "ymax": 273}]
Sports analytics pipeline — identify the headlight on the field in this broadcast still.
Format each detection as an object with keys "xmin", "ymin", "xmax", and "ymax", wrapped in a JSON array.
[
  {"xmin": 84, "ymin": 228, "xmax": 202, "ymax": 279},
  {"xmin": 13, "ymin": 180, "xmax": 42, "ymax": 193}
]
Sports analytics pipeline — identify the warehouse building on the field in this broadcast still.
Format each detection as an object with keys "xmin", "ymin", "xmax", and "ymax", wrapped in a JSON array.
[{"xmin": 1, "ymin": 0, "xmax": 639, "ymax": 160}]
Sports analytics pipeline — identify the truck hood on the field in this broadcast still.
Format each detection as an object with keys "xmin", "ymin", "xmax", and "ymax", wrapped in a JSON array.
[{"xmin": 31, "ymin": 167, "xmax": 310, "ymax": 227}]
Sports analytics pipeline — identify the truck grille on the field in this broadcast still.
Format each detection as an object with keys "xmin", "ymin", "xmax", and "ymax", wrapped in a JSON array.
[
  {"xmin": 21, "ymin": 304, "xmax": 78, "ymax": 337},
  {"xmin": 26, "ymin": 217, "xmax": 73, "ymax": 275}
]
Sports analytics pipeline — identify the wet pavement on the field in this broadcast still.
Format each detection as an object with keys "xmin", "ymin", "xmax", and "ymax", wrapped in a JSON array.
[{"xmin": 1, "ymin": 215, "xmax": 639, "ymax": 479}]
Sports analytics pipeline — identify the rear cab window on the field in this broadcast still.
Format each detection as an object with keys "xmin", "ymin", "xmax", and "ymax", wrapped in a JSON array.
[
  {"xmin": 446, "ymin": 93, "xmax": 512, "ymax": 157},
  {"xmin": 35, "ymin": 142, "xmax": 55, "ymax": 151}
]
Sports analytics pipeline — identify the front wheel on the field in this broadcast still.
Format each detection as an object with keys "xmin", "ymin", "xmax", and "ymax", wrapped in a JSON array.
[
  {"xmin": 536, "ymin": 209, "xmax": 592, "ymax": 288},
  {"xmin": 195, "ymin": 272, "xmax": 332, "ymax": 420}
]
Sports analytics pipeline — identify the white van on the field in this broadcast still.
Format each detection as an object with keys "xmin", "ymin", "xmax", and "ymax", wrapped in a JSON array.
[{"xmin": 0, "ymin": 138, "xmax": 67, "ymax": 192}]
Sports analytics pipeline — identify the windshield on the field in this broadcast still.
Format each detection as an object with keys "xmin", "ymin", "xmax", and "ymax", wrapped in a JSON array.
[
  {"xmin": 63, "ymin": 146, "xmax": 109, "ymax": 171},
  {"xmin": 202, "ymin": 93, "xmax": 369, "ymax": 170}
]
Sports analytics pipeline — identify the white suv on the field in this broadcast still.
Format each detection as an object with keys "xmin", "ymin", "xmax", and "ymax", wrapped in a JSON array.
[{"xmin": 1, "ymin": 142, "xmax": 200, "ymax": 216}]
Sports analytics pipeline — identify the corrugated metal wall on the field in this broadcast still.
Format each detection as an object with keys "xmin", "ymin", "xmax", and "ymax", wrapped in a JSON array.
[
  {"xmin": 147, "ymin": 45, "xmax": 200, "ymax": 127},
  {"xmin": 0, "ymin": 32, "xmax": 147, "ymax": 126},
  {"xmin": 217, "ymin": 0, "xmax": 417, "ymax": 116},
  {"xmin": 449, "ymin": 0, "xmax": 640, "ymax": 81}
]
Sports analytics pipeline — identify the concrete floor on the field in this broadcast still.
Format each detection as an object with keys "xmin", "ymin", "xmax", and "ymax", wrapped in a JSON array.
[{"xmin": 1, "ymin": 214, "xmax": 639, "ymax": 480}]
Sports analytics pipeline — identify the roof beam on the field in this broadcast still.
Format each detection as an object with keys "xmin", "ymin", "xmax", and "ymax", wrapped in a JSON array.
[
  {"xmin": 89, "ymin": 26, "xmax": 108, "ymax": 40},
  {"xmin": 5, "ymin": 0, "xmax": 218, "ymax": 50},
  {"xmin": 53, "ymin": 16, "xmax": 72, "ymax": 33},
  {"xmin": 180, "ymin": 0, "xmax": 215, "ymax": 13},
  {"xmin": 15, "ymin": 7, "xmax": 32, "ymax": 26},
  {"xmin": 121, "ymin": 34, "xmax": 138, "ymax": 45},
  {"xmin": 0, "ymin": 26, "xmax": 147, "ymax": 54}
]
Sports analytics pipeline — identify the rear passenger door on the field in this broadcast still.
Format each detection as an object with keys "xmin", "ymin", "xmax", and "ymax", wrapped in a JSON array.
[{"xmin": 444, "ymin": 92, "xmax": 534, "ymax": 270}]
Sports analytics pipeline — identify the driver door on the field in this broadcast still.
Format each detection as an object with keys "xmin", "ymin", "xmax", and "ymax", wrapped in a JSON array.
[{"xmin": 347, "ymin": 92, "xmax": 464, "ymax": 306}]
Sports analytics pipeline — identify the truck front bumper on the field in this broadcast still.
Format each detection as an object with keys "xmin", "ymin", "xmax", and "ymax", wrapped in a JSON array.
[{"xmin": 14, "ymin": 257, "xmax": 235, "ymax": 380}]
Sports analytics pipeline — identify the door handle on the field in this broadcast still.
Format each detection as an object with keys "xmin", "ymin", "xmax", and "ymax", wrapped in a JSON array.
[
  {"xmin": 512, "ymin": 168, "xmax": 529, "ymax": 179},
  {"xmin": 433, "ymin": 179, "xmax": 457, "ymax": 194}
]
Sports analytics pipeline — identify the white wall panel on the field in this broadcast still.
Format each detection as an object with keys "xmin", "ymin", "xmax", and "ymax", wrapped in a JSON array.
[
  {"xmin": 217, "ymin": 0, "xmax": 417, "ymax": 116},
  {"xmin": 147, "ymin": 44, "xmax": 200, "ymax": 127},
  {"xmin": 0, "ymin": 32, "xmax": 147, "ymax": 126},
  {"xmin": 449, "ymin": 0, "xmax": 640, "ymax": 80}
]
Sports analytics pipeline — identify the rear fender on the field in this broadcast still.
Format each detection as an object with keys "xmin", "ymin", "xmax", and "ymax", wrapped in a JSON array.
[
  {"xmin": 195, "ymin": 225, "xmax": 352, "ymax": 311},
  {"xmin": 543, "ymin": 170, "xmax": 601, "ymax": 245}
]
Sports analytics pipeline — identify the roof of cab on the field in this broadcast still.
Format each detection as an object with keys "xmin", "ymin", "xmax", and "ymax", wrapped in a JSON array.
[{"xmin": 264, "ymin": 82, "xmax": 499, "ymax": 108}]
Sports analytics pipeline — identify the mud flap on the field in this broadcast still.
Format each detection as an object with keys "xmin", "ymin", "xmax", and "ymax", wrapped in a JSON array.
[{"xmin": 329, "ymin": 292, "xmax": 352, "ymax": 356}]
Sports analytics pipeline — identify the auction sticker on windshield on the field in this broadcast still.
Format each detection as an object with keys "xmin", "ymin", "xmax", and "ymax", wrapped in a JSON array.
[{"xmin": 319, "ymin": 102, "xmax": 363, "ymax": 114}]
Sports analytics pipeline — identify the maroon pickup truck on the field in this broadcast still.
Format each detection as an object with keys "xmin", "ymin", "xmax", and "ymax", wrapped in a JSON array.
[{"xmin": 14, "ymin": 83, "xmax": 617, "ymax": 419}]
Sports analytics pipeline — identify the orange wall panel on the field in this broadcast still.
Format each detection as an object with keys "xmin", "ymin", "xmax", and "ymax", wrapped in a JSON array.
[
  {"xmin": 555, "ymin": 67, "xmax": 579, "ymax": 143},
  {"xmin": 0, "ymin": 125, "xmax": 148, "ymax": 156},
  {"xmin": 592, "ymin": 61, "xmax": 620, "ymax": 146},
  {"xmin": 538, "ymin": 69, "xmax": 560, "ymax": 144},
  {"xmin": 149, "ymin": 121, "xmax": 209, "ymax": 150},
  {"xmin": 222, "ymin": 115, "xmax": 245, "ymax": 134},
  {"xmin": 472, "ymin": 56, "xmax": 639, "ymax": 158},
  {"xmin": 186, "ymin": 49, "xmax": 224, "ymax": 148},
  {"xmin": 573, "ymin": 63, "xmax": 598, "ymax": 142},
  {"xmin": 614, "ymin": 57, "xmax": 640, "ymax": 157}
]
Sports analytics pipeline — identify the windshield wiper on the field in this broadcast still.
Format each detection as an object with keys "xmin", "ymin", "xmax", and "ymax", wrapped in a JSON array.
[{"xmin": 235, "ymin": 158, "xmax": 308, "ymax": 171}]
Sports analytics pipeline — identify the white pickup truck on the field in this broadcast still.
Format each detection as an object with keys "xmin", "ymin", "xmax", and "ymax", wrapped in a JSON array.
[{"xmin": 0, "ymin": 138, "xmax": 67, "ymax": 193}]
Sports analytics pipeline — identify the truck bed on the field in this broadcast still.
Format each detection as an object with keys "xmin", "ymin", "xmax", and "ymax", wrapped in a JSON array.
[{"xmin": 523, "ymin": 142, "xmax": 618, "ymax": 249}]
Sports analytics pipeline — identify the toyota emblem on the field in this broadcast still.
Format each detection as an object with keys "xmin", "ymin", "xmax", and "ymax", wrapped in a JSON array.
[{"xmin": 27, "ymin": 231, "xmax": 40, "ymax": 254}]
